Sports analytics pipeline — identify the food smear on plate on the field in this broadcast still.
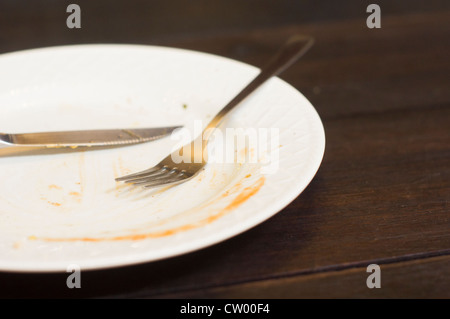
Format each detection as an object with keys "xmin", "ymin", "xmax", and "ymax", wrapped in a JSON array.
[
  {"xmin": 48, "ymin": 201, "xmax": 61, "ymax": 207},
  {"xmin": 28, "ymin": 176, "xmax": 265, "ymax": 242}
]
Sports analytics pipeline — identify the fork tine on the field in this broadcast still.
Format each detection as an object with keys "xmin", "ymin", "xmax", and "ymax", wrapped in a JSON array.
[
  {"xmin": 131, "ymin": 170, "xmax": 177, "ymax": 186},
  {"xmin": 121, "ymin": 167, "xmax": 168, "ymax": 184},
  {"xmin": 137, "ymin": 172, "xmax": 187, "ymax": 188},
  {"xmin": 142, "ymin": 176, "xmax": 188, "ymax": 189},
  {"xmin": 115, "ymin": 166, "xmax": 160, "ymax": 182}
]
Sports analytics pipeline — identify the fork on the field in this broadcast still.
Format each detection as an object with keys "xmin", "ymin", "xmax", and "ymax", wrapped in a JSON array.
[{"xmin": 116, "ymin": 35, "xmax": 314, "ymax": 188}]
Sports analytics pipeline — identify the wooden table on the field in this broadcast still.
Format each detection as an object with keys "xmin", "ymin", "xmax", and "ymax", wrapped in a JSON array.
[{"xmin": 0, "ymin": 0, "xmax": 449, "ymax": 298}]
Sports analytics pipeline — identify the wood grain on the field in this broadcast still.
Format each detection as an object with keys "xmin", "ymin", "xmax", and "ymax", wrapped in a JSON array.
[
  {"xmin": 155, "ymin": 11, "xmax": 450, "ymax": 119},
  {"xmin": 0, "ymin": 1, "xmax": 448, "ymax": 298},
  {"xmin": 155, "ymin": 255, "xmax": 450, "ymax": 299}
]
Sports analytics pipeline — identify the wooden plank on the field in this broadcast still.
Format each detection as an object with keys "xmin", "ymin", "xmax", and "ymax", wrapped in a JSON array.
[
  {"xmin": 1, "ymin": 6, "xmax": 449, "ymax": 118},
  {"xmin": 1, "ymin": 1, "xmax": 449, "ymax": 52},
  {"xmin": 154, "ymin": 255, "xmax": 450, "ymax": 298},
  {"xmin": 156, "ymin": 11, "xmax": 450, "ymax": 119}
]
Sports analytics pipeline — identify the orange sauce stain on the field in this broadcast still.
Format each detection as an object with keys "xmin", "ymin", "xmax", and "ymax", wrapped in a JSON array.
[
  {"xmin": 112, "ymin": 162, "xmax": 119, "ymax": 179},
  {"xmin": 48, "ymin": 201, "xmax": 61, "ymax": 207},
  {"xmin": 69, "ymin": 191, "xmax": 82, "ymax": 203},
  {"xmin": 113, "ymin": 157, "xmax": 137, "ymax": 196},
  {"xmin": 31, "ymin": 176, "xmax": 266, "ymax": 243},
  {"xmin": 249, "ymin": 148, "xmax": 255, "ymax": 160},
  {"xmin": 112, "ymin": 162, "xmax": 123, "ymax": 196},
  {"xmin": 78, "ymin": 152, "xmax": 85, "ymax": 194},
  {"xmin": 12, "ymin": 241, "xmax": 22, "ymax": 249},
  {"xmin": 205, "ymin": 176, "xmax": 265, "ymax": 224},
  {"xmin": 196, "ymin": 171, "xmax": 205, "ymax": 182},
  {"xmin": 151, "ymin": 185, "xmax": 173, "ymax": 196},
  {"xmin": 49, "ymin": 184, "xmax": 62, "ymax": 190},
  {"xmin": 237, "ymin": 147, "xmax": 248, "ymax": 162},
  {"xmin": 118, "ymin": 156, "xmax": 131, "ymax": 175},
  {"xmin": 208, "ymin": 170, "xmax": 219, "ymax": 188}
]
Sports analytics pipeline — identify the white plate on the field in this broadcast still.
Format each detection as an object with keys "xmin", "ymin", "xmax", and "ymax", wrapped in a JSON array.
[{"xmin": 0, "ymin": 44, "xmax": 325, "ymax": 272}]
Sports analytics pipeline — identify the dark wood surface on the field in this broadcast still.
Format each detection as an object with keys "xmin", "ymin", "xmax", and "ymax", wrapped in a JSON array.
[{"xmin": 0, "ymin": 0, "xmax": 449, "ymax": 298}]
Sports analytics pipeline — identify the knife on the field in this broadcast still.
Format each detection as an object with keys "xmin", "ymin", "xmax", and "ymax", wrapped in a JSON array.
[{"xmin": 0, "ymin": 126, "xmax": 181, "ymax": 150}]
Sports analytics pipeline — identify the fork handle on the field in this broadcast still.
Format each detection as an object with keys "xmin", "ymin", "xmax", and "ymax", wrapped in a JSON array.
[{"xmin": 202, "ymin": 35, "xmax": 314, "ymax": 141}]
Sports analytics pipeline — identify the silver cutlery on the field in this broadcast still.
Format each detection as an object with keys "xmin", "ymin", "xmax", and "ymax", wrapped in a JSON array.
[
  {"xmin": 116, "ymin": 35, "xmax": 314, "ymax": 188},
  {"xmin": 0, "ymin": 126, "xmax": 181, "ymax": 150}
]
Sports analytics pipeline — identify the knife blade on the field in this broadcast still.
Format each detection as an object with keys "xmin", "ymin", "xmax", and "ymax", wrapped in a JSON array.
[{"xmin": 0, "ymin": 126, "xmax": 181, "ymax": 149}]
